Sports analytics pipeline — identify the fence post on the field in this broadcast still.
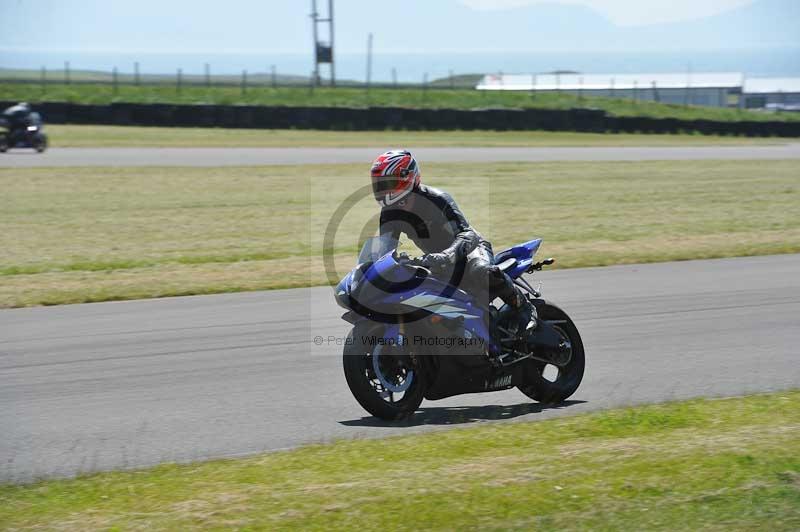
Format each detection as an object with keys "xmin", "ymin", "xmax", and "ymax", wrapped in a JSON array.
[
  {"xmin": 271, "ymin": 65, "xmax": 277, "ymax": 88},
  {"xmin": 684, "ymin": 64, "xmax": 692, "ymax": 107},
  {"xmin": 204, "ymin": 63, "xmax": 210, "ymax": 88},
  {"xmin": 365, "ymin": 33, "xmax": 373, "ymax": 92},
  {"xmin": 134, "ymin": 62, "xmax": 140, "ymax": 86},
  {"xmin": 738, "ymin": 77, "xmax": 745, "ymax": 111},
  {"xmin": 64, "ymin": 61, "xmax": 70, "ymax": 85},
  {"xmin": 652, "ymin": 80, "xmax": 660, "ymax": 102},
  {"xmin": 633, "ymin": 80, "xmax": 638, "ymax": 103},
  {"xmin": 392, "ymin": 67, "xmax": 397, "ymax": 88},
  {"xmin": 422, "ymin": 72, "xmax": 428, "ymax": 99},
  {"xmin": 241, "ymin": 70, "xmax": 247, "ymax": 95},
  {"xmin": 177, "ymin": 68, "xmax": 183, "ymax": 94},
  {"xmin": 449, "ymin": 69, "xmax": 455, "ymax": 90},
  {"xmin": 40, "ymin": 66, "xmax": 47, "ymax": 95},
  {"xmin": 112, "ymin": 67, "xmax": 118, "ymax": 95},
  {"xmin": 530, "ymin": 73, "xmax": 536, "ymax": 100},
  {"xmin": 579, "ymin": 76, "xmax": 584, "ymax": 102}
]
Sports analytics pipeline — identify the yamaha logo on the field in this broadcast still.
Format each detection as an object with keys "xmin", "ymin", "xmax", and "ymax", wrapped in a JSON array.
[{"xmin": 485, "ymin": 374, "xmax": 512, "ymax": 390}]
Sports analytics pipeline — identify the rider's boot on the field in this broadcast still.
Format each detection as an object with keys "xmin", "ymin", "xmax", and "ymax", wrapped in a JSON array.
[
  {"xmin": 511, "ymin": 290, "xmax": 537, "ymax": 336},
  {"xmin": 493, "ymin": 292, "xmax": 537, "ymax": 366}
]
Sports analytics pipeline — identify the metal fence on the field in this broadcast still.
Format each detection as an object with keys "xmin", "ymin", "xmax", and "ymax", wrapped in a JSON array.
[{"xmin": 0, "ymin": 64, "xmax": 481, "ymax": 93}]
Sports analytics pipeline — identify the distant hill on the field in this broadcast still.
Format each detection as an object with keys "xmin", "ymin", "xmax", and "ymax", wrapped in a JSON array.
[
  {"xmin": 335, "ymin": 0, "xmax": 799, "ymax": 52},
  {"xmin": 625, "ymin": 0, "xmax": 800, "ymax": 50}
]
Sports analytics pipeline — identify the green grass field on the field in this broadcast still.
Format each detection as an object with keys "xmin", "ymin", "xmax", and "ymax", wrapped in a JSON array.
[
  {"xmin": 2, "ymin": 390, "xmax": 798, "ymax": 530},
  {"xmin": 3, "ymin": 82, "xmax": 798, "ymax": 122},
  {"xmin": 43, "ymin": 124, "xmax": 787, "ymax": 148},
  {"xmin": 1, "ymin": 160, "xmax": 798, "ymax": 308}
]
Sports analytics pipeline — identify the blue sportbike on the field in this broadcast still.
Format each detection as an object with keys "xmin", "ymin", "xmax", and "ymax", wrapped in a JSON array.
[{"xmin": 335, "ymin": 235, "xmax": 585, "ymax": 420}]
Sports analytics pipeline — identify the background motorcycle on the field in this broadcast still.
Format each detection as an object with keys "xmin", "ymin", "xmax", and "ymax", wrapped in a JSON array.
[
  {"xmin": 335, "ymin": 235, "xmax": 585, "ymax": 420},
  {"xmin": 0, "ymin": 113, "xmax": 48, "ymax": 153}
]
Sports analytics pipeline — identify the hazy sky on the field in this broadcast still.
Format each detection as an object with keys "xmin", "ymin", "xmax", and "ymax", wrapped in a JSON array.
[
  {"xmin": 2, "ymin": 0, "xmax": 797, "ymax": 78},
  {"xmin": 0, "ymin": 0, "xmax": 787, "ymax": 55},
  {"xmin": 460, "ymin": 0, "xmax": 754, "ymax": 26}
]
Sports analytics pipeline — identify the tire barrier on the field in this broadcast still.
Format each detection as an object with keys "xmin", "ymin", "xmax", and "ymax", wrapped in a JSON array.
[{"xmin": 3, "ymin": 101, "xmax": 799, "ymax": 137}]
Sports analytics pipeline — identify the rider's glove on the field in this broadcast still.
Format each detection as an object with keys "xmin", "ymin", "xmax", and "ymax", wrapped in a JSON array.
[{"xmin": 422, "ymin": 253, "xmax": 450, "ymax": 272}]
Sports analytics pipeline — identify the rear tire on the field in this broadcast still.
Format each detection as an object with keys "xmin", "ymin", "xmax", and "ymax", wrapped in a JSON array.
[
  {"xmin": 343, "ymin": 325, "xmax": 425, "ymax": 420},
  {"xmin": 518, "ymin": 304, "xmax": 585, "ymax": 404},
  {"xmin": 0, "ymin": 134, "xmax": 7, "ymax": 153}
]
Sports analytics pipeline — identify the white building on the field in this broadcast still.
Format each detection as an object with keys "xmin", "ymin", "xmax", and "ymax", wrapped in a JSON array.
[
  {"xmin": 743, "ymin": 78, "xmax": 800, "ymax": 110},
  {"xmin": 476, "ymin": 72, "xmax": 744, "ymax": 107}
]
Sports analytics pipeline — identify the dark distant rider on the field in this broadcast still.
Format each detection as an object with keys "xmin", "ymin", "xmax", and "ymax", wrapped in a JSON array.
[{"xmin": 2, "ymin": 102, "xmax": 35, "ymax": 134}]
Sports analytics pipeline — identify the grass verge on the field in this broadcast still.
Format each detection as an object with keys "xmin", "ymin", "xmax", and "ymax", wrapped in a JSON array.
[
  {"xmin": 1, "ymin": 160, "xmax": 799, "ymax": 308},
  {"xmin": 1, "ymin": 390, "xmax": 798, "ymax": 530},
  {"xmin": 42, "ymin": 125, "xmax": 786, "ymax": 148},
  {"xmin": 3, "ymin": 82, "xmax": 799, "ymax": 122}
]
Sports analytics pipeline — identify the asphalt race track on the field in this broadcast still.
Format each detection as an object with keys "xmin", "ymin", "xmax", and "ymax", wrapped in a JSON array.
[
  {"xmin": 2, "ymin": 143, "xmax": 800, "ymax": 167},
  {"xmin": 2, "ymin": 254, "xmax": 799, "ymax": 482}
]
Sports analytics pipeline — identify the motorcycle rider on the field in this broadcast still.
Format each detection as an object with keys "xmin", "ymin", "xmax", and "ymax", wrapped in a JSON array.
[
  {"xmin": 371, "ymin": 149, "xmax": 536, "ymax": 338},
  {"xmin": 2, "ymin": 102, "xmax": 34, "ymax": 134}
]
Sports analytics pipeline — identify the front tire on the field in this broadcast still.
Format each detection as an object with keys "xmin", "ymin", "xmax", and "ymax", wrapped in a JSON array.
[
  {"xmin": 343, "ymin": 326, "xmax": 425, "ymax": 420},
  {"xmin": 32, "ymin": 133, "xmax": 47, "ymax": 153},
  {"xmin": 518, "ymin": 304, "xmax": 585, "ymax": 404}
]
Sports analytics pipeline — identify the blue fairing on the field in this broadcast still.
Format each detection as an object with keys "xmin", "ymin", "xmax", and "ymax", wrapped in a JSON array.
[
  {"xmin": 382, "ymin": 269, "xmax": 491, "ymax": 343},
  {"xmin": 493, "ymin": 238, "xmax": 541, "ymax": 279},
  {"xmin": 342, "ymin": 251, "xmax": 493, "ymax": 348},
  {"xmin": 336, "ymin": 269, "xmax": 354, "ymax": 295},
  {"xmin": 336, "ymin": 238, "xmax": 543, "ymax": 355}
]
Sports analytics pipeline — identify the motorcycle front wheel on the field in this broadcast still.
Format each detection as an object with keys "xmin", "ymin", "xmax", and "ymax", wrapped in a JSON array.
[
  {"xmin": 518, "ymin": 303, "xmax": 585, "ymax": 404},
  {"xmin": 32, "ymin": 133, "xmax": 47, "ymax": 153},
  {"xmin": 342, "ymin": 326, "xmax": 425, "ymax": 420}
]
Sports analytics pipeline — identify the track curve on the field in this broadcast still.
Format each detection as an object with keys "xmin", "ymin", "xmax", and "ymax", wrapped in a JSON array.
[{"xmin": 2, "ymin": 254, "xmax": 799, "ymax": 482}]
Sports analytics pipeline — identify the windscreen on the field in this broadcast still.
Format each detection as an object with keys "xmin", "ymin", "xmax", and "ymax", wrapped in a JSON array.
[{"xmin": 357, "ymin": 234, "xmax": 398, "ymax": 265}]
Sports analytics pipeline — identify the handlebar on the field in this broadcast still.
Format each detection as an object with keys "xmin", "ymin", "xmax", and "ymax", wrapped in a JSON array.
[{"xmin": 395, "ymin": 253, "xmax": 431, "ymax": 274}]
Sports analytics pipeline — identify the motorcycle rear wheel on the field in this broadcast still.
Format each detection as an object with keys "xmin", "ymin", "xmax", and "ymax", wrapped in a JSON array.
[
  {"xmin": 342, "ymin": 326, "xmax": 425, "ymax": 420},
  {"xmin": 518, "ymin": 303, "xmax": 585, "ymax": 404}
]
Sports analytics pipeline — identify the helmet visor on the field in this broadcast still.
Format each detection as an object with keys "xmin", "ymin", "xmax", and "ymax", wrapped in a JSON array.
[{"xmin": 371, "ymin": 175, "xmax": 401, "ymax": 202}]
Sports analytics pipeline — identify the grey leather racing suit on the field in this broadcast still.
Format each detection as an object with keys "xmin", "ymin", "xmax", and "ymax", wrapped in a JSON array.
[{"xmin": 379, "ymin": 184, "xmax": 523, "ymax": 309}]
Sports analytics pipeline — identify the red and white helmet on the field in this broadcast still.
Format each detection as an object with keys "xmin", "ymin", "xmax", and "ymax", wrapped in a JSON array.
[{"xmin": 370, "ymin": 150, "xmax": 420, "ymax": 206}]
